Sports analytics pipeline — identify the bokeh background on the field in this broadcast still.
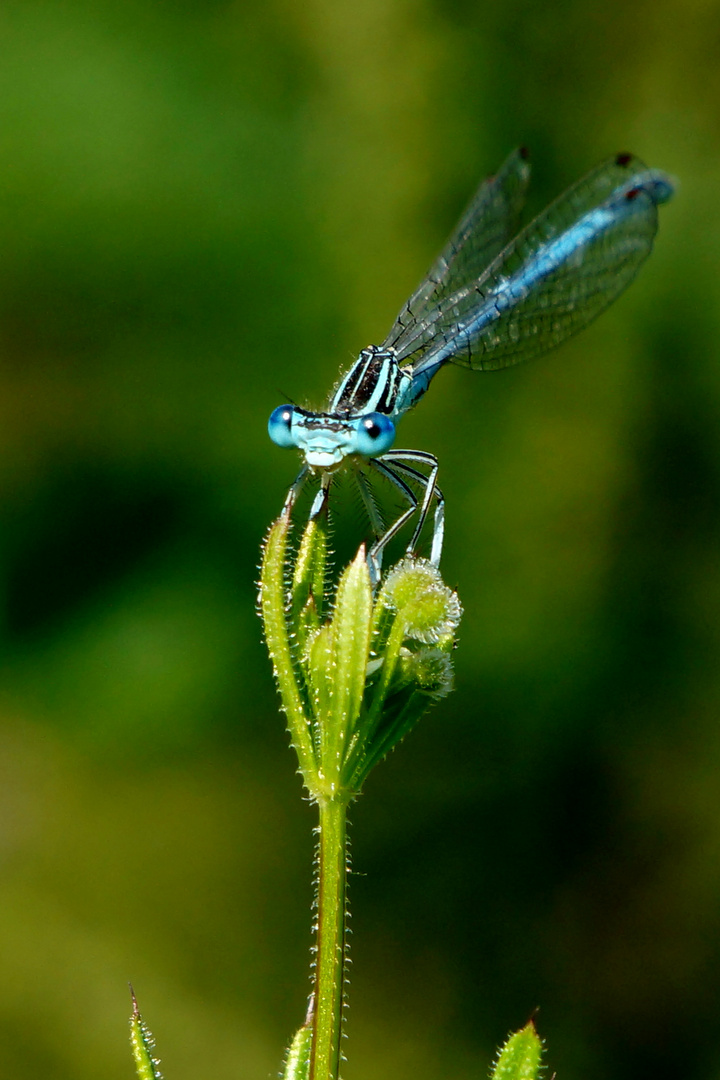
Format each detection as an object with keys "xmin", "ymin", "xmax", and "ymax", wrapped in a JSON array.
[{"xmin": 0, "ymin": 1, "xmax": 715, "ymax": 1078}]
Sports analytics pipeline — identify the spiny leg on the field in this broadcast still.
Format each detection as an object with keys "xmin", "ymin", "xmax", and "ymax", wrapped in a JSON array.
[
  {"xmin": 354, "ymin": 468, "xmax": 388, "ymax": 586},
  {"xmin": 366, "ymin": 459, "xmax": 419, "ymax": 584},
  {"xmin": 309, "ymin": 470, "xmax": 332, "ymax": 522},
  {"xmin": 283, "ymin": 464, "xmax": 310, "ymax": 517},
  {"xmin": 378, "ymin": 449, "xmax": 445, "ymax": 566},
  {"xmin": 354, "ymin": 468, "xmax": 386, "ymax": 546},
  {"xmin": 368, "ymin": 454, "xmax": 445, "ymax": 573},
  {"xmin": 282, "ymin": 466, "xmax": 332, "ymax": 539}
]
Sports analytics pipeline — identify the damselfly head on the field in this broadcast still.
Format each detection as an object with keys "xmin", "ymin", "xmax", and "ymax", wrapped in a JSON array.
[{"xmin": 269, "ymin": 402, "xmax": 396, "ymax": 469}]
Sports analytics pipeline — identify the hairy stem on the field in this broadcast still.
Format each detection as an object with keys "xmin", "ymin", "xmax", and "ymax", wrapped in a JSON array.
[{"xmin": 310, "ymin": 797, "xmax": 349, "ymax": 1080}]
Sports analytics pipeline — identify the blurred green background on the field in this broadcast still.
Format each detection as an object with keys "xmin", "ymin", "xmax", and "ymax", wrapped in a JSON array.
[{"xmin": 0, "ymin": 1, "xmax": 714, "ymax": 1078}]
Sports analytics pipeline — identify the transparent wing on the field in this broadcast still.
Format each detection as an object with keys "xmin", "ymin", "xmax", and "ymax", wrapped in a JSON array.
[
  {"xmin": 388, "ymin": 154, "xmax": 673, "ymax": 378},
  {"xmin": 384, "ymin": 148, "xmax": 531, "ymax": 356}
]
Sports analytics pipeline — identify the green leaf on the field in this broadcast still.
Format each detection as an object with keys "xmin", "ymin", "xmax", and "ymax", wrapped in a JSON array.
[
  {"xmin": 324, "ymin": 546, "xmax": 373, "ymax": 792},
  {"xmin": 307, "ymin": 623, "xmax": 334, "ymax": 743},
  {"xmin": 490, "ymin": 1020, "xmax": 543, "ymax": 1080},
  {"xmin": 259, "ymin": 514, "xmax": 319, "ymax": 791},
  {"xmin": 281, "ymin": 1022, "xmax": 313, "ymax": 1080},
  {"xmin": 291, "ymin": 515, "xmax": 328, "ymax": 650},
  {"xmin": 129, "ymin": 990, "xmax": 163, "ymax": 1080}
]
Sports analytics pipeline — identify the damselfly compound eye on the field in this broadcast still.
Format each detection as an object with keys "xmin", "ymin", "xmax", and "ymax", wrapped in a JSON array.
[
  {"xmin": 268, "ymin": 405, "xmax": 296, "ymax": 449},
  {"xmin": 354, "ymin": 413, "xmax": 395, "ymax": 456}
]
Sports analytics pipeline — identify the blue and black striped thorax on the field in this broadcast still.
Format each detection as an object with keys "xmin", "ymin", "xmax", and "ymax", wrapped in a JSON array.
[{"xmin": 330, "ymin": 345, "xmax": 413, "ymax": 419}]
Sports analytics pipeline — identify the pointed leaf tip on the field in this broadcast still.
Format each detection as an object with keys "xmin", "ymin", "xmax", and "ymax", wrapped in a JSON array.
[
  {"xmin": 129, "ymin": 992, "xmax": 164, "ymax": 1080},
  {"xmin": 490, "ymin": 1020, "xmax": 543, "ymax": 1080}
]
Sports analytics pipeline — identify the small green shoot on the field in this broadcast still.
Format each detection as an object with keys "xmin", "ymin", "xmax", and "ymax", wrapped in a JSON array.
[
  {"xmin": 490, "ymin": 1019, "xmax": 544, "ymax": 1080},
  {"xmin": 129, "ymin": 988, "xmax": 163, "ymax": 1080}
]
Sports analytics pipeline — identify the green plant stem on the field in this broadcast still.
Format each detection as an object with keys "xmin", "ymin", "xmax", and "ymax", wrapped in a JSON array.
[{"xmin": 310, "ymin": 796, "xmax": 349, "ymax": 1080}]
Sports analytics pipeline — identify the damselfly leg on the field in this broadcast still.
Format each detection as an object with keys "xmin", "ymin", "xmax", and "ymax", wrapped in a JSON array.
[
  {"xmin": 282, "ymin": 456, "xmax": 444, "ymax": 587},
  {"xmin": 367, "ymin": 451, "xmax": 444, "ymax": 581}
]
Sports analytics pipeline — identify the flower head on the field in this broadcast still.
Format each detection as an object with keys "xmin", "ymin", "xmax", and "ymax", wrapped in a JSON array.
[{"xmin": 259, "ymin": 513, "xmax": 462, "ymax": 801}]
